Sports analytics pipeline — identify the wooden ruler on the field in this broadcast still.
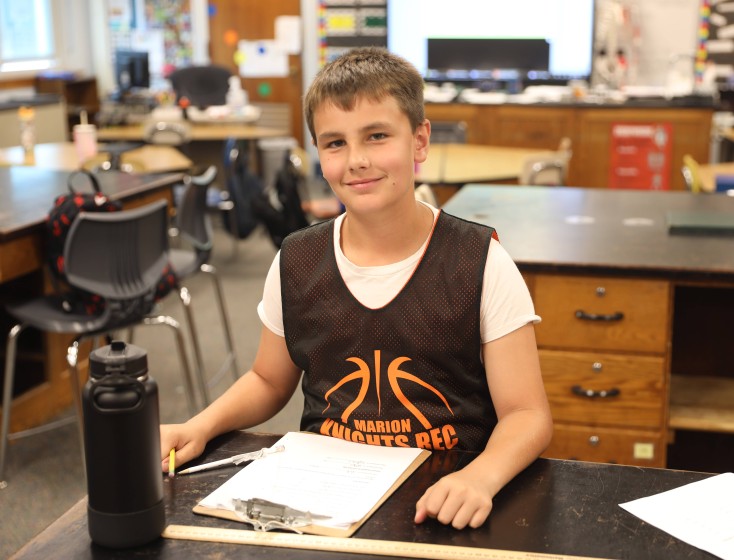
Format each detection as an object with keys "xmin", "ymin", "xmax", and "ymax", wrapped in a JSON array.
[{"xmin": 163, "ymin": 524, "xmax": 608, "ymax": 560}]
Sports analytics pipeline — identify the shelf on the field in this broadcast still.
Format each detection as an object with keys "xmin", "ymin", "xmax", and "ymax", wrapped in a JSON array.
[{"xmin": 669, "ymin": 374, "xmax": 734, "ymax": 433}]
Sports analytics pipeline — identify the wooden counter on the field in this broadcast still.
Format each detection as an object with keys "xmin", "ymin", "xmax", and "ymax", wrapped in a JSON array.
[
  {"xmin": 0, "ymin": 142, "xmax": 193, "ymax": 174},
  {"xmin": 443, "ymin": 184, "xmax": 734, "ymax": 468},
  {"xmin": 425, "ymin": 102, "xmax": 713, "ymax": 191}
]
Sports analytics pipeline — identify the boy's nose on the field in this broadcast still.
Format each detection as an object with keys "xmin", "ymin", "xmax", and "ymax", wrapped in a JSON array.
[{"xmin": 348, "ymin": 148, "xmax": 369, "ymax": 170}]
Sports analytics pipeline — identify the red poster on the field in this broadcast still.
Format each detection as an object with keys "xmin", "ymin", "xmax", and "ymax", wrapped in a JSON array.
[{"xmin": 608, "ymin": 122, "xmax": 672, "ymax": 190}]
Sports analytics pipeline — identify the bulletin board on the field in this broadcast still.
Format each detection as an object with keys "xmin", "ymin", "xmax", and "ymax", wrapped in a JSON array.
[{"xmin": 319, "ymin": 0, "xmax": 387, "ymax": 66}]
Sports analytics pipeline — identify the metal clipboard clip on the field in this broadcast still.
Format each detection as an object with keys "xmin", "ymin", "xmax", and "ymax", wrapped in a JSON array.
[{"xmin": 232, "ymin": 498, "xmax": 328, "ymax": 533}]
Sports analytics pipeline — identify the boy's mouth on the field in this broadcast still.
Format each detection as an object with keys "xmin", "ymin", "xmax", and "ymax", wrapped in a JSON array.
[{"xmin": 345, "ymin": 177, "xmax": 382, "ymax": 189}]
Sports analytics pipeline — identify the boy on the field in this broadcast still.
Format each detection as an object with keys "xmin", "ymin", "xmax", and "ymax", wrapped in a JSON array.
[{"xmin": 160, "ymin": 47, "xmax": 553, "ymax": 530}]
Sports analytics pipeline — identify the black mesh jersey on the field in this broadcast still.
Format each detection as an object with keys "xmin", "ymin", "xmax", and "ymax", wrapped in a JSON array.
[{"xmin": 280, "ymin": 210, "xmax": 498, "ymax": 451}]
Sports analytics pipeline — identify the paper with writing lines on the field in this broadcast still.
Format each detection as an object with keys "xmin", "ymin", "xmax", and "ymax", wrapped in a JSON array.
[{"xmin": 198, "ymin": 431, "xmax": 427, "ymax": 530}]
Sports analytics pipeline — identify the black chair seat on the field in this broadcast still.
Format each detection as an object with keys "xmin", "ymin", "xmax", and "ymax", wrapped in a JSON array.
[{"xmin": 6, "ymin": 293, "xmax": 159, "ymax": 335}]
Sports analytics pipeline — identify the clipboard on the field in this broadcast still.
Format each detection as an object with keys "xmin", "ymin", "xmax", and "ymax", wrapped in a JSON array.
[
  {"xmin": 192, "ymin": 432, "xmax": 431, "ymax": 538},
  {"xmin": 667, "ymin": 211, "xmax": 734, "ymax": 237}
]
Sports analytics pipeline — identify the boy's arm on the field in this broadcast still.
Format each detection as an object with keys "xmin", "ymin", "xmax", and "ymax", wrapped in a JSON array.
[
  {"xmin": 415, "ymin": 323, "xmax": 553, "ymax": 529},
  {"xmin": 160, "ymin": 326, "xmax": 302, "ymax": 471}
]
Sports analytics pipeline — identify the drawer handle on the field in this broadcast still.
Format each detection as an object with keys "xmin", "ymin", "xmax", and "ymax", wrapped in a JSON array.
[
  {"xmin": 574, "ymin": 310, "xmax": 624, "ymax": 322},
  {"xmin": 572, "ymin": 385, "xmax": 620, "ymax": 399}
]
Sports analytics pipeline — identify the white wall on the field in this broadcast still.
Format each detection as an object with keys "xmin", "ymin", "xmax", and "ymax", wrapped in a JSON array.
[{"xmin": 595, "ymin": 0, "xmax": 700, "ymax": 87}]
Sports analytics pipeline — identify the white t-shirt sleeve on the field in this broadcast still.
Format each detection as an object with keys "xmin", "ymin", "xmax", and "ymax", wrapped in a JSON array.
[
  {"xmin": 257, "ymin": 250, "xmax": 285, "ymax": 337},
  {"xmin": 481, "ymin": 238, "xmax": 540, "ymax": 344}
]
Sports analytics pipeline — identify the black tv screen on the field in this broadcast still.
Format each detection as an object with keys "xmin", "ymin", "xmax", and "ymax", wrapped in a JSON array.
[
  {"xmin": 387, "ymin": 0, "xmax": 595, "ymax": 83},
  {"xmin": 115, "ymin": 49, "xmax": 150, "ymax": 92},
  {"xmin": 427, "ymin": 38, "xmax": 550, "ymax": 81}
]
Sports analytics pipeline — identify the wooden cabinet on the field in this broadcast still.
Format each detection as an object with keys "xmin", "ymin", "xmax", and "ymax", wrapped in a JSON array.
[
  {"xmin": 532, "ymin": 273, "xmax": 672, "ymax": 467},
  {"xmin": 34, "ymin": 76, "xmax": 100, "ymax": 134},
  {"xmin": 424, "ymin": 103, "xmax": 712, "ymax": 191},
  {"xmin": 492, "ymin": 105, "xmax": 575, "ymax": 149},
  {"xmin": 574, "ymin": 107, "xmax": 713, "ymax": 193}
]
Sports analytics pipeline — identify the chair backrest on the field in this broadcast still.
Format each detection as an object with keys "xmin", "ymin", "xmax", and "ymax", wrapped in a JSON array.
[
  {"xmin": 177, "ymin": 166, "xmax": 217, "ymax": 260},
  {"xmin": 169, "ymin": 65, "xmax": 231, "ymax": 108},
  {"xmin": 64, "ymin": 199, "xmax": 170, "ymax": 301},
  {"xmin": 520, "ymin": 137, "xmax": 573, "ymax": 186},
  {"xmin": 681, "ymin": 154, "xmax": 702, "ymax": 193},
  {"xmin": 430, "ymin": 121, "xmax": 468, "ymax": 144}
]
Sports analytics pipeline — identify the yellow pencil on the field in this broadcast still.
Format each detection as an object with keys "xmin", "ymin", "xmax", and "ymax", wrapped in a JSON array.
[{"xmin": 168, "ymin": 448, "xmax": 176, "ymax": 478}]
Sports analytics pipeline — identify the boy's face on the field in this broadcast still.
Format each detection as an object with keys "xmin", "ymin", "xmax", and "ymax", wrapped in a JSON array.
[{"xmin": 313, "ymin": 95, "xmax": 429, "ymax": 214}]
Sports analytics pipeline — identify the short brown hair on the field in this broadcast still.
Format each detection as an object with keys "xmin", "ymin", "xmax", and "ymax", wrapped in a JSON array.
[{"xmin": 304, "ymin": 47, "xmax": 425, "ymax": 144}]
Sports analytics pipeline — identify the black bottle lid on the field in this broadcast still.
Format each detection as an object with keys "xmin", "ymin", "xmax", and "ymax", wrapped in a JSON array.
[{"xmin": 89, "ymin": 340, "xmax": 148, "ymax": 380}]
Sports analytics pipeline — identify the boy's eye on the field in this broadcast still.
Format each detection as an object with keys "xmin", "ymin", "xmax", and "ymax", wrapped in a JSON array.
[
  {"xmin": 370, "ymin": 132, "xmax": 387, "ymax": 141},
  {"xmin": 325, "ymin": 139, "xmax": 345, "ymax": 149}
]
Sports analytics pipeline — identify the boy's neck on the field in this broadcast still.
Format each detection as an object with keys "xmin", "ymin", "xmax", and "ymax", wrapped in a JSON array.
[{"xmin": 340, "ymin": 200, "xmax": 435, "ymax": 267}]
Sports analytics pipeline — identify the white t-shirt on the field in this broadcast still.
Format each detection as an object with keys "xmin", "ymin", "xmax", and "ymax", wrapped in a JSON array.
[{"xmin": 257, "ymin": 203, "xmax": 540, "ymax": 343}]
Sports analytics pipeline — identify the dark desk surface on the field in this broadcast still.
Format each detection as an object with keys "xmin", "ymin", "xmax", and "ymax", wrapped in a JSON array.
[
  {"xmin": 12, "ymin": 431, "xmax": 717, "ymax": 560},
  {"xmin": 0, "ymin": 166, "xmax": 182, "ymax": 241},
  {"xmin": 442, "ymin": 185, "xmax": 734, "ymax": 282}
]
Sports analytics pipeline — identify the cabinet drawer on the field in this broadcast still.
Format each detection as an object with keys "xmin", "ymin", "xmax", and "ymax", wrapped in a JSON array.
[
  {"xmin": 534, "ymin": 275, "xmax": 670, "ymax": 353},
  {"xmin": 494, "ymin": 106, "xmax": 574, "ymax": 149},
  {"xmin": 540, "ymin": 350, "xmax": 666, "ymax": 428},
  {"xmin": 543, "ymin": 424, "xmax": 666, "ymax": 467}
]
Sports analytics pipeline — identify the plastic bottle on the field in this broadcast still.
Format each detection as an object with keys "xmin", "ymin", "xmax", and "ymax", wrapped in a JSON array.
[
  {"xmin": 226, "ymin": 75, "xmax": 248, "ymax": 114},
  {"xmin": 72, "ymin": 110, "xmax": 98, "ymax": 165},
  {"xmin": 18, "ymin": 106, "xmax": 36, "ymax": 159},
  {"xmin": 83, "ymin": 341, "xmax": 165, "ymax": 548}
]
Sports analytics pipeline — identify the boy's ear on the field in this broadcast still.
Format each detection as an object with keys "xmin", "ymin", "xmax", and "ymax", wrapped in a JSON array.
[{"xmin": 414, "ymin": 119, "xmax": 431, "ymax": 163}]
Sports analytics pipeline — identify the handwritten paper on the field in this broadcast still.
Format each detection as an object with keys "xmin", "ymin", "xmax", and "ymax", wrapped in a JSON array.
[
  {"xmin": 619, "ymin": 472, "xmax": 734, "ymax": 560},
  {"xmin": 198, "ymin": 432, "xmax": 426, "ymax": 529}
]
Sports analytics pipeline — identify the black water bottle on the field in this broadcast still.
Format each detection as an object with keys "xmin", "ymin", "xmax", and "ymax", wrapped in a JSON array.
[{"xmin": 83, "ymin": 340, "xmax": 165, "ymax": 548}]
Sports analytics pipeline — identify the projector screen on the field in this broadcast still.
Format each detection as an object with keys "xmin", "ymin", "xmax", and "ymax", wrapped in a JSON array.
[{"xmin": 387, "ymin": 0, "xmax": 595, "ymax": 83}]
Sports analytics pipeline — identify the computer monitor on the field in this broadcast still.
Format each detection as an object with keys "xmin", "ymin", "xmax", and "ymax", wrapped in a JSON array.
[
  {"xmin": 427, "ymin": 38, "xmax": 550, "ymax": 82},
  {"xmin": 115, "ymin": 49, "xmax": 150, "ymax": 93}
]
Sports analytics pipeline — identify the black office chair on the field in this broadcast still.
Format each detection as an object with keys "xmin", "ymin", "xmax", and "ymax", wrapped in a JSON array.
[
  {"xmin": 0, "ymin": 200, "xmax": 198, "ymax": 488},
  {"xmin": 430, "ymin": 121, "xmax": 468, "ymax": 144},
  {"xmin": 167, "ymin": 166, "xmax": 241, "ymax": 405},
  {"xmin": 169, "ymin": 65, "xmax": 232, "ymax": 108}
]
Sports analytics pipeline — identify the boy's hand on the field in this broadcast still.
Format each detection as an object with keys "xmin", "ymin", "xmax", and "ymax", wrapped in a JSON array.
[
  {"xmin": 159, "ymin": 423, "xmax": 207, "ymax": 473},
  {"xmin": 414, "ymin": 469, "xmax": 493, "ymax": 529}
]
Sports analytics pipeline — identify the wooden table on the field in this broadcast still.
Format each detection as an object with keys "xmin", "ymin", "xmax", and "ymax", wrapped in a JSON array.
[
  {"xmin": 0, "ymin": 167, "xmax": 181, "ymax": 433},
  {"xmin": 416, "ymin": 144, "xmax": 551, "ymax": 205},
  {"xmin": 697, "ymin": 161, "xmax": 734, "ymax": 193},
  {"xmin": 0, "ymin": 142, "xmax": 193, "ymax": 173},
  {"xmin": 97, "ymin": 121, "xmax": 290, "ymax": 185},
  {"xmin": 10, "ymin": 431, "xmax": 717, "ymax": 560},
  {"xmin": 417, "ymin": 144, "xmax": 550, "ymax": 185},
  {"xmin": 443, "ymin": 185, "xmax": 734, "ymax": 468},
  {"xmin": 97, "ymin": 122, "xmax": 288, "ymax": 142}
]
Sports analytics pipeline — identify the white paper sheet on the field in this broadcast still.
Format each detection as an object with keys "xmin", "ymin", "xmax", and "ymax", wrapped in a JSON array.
[
  {"xmin": 619, "ymin": 472, "xmax": 734, "ymax": 560},
  {"xmin": 237, "ymin": 40, "xmax": 288, "ymax": 78},
  {"xmin": 198, "ymin": 432, "xmax": 425, "ymax": 528}
]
